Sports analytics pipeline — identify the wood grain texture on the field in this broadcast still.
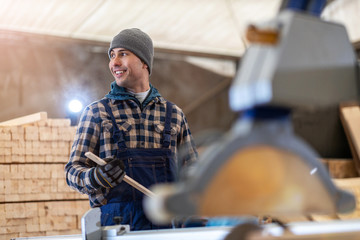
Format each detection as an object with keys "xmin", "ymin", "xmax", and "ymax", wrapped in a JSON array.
[
  {"xmin": 0, "ymin": 112, "xmax": 47, "ymax": 126},
  {"xmin": 339, "ymin": 103, "xmax": 360, "ymax": 175}
]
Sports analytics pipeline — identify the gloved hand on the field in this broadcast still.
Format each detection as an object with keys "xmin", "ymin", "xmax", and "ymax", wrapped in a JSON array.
[{"xmin": 92, "ymin": 157, "xmax": 125, "ymax": 188}]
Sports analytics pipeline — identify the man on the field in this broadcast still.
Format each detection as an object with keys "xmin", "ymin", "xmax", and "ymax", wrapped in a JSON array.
[{"xmin": 65, "ymin": 28, "xmax": 198, "ymax": 231}]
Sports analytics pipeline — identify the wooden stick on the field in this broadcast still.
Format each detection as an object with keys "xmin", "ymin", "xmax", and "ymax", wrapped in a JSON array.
[
  {"xmin": 85, "ymin": 152, "xmax": 155, "ymax": 198},
  {"xmin": 0, "ymin": 112, "xmax": 47, "ymax": 126}
]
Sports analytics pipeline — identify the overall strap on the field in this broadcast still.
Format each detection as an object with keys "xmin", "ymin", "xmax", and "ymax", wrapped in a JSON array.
[
  {"xmin": 100, "ymin": 99, "xmax": 127, "ymax": 149},
  {"xmin": 162, "ymin": 101, "xmax": 173, "ymax": 148}
]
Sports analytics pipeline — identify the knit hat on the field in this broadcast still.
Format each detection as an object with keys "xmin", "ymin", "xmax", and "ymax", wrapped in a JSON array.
[{"xmin": 108, "ymin": 28, "xmax": 154, "ymax": 75}]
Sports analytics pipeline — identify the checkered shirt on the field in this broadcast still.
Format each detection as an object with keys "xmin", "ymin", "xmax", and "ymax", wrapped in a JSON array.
[{"xmin": 65, "ymin": 94, "xmax": 198, "ymax": 207}]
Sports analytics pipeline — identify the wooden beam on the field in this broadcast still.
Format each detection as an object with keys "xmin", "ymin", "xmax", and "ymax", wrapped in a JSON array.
[
  {"xmin": 339, "ymin": 102, "xmax": 360, "ymax": 175},
  {"xmin": 321, "ymin": 158, "xmax": 358, "ymax": 178},
  {"xmin": 0, "ymin": 112, "xmax": 47, "ymax": 126},
  {"xmin": 0, "ymin": 29, "xmax": 241, "ymax": 61}
]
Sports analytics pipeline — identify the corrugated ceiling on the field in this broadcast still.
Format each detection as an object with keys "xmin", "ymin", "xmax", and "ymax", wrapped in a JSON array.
[{"xmin": 0, "ymin": 0, "xmax": 359, "ymax": 57}]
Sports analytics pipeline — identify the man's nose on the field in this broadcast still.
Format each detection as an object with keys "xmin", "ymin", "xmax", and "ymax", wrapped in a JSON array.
[{"xmin": 112, "ymin": 55, "xmax": 122, "ymax": 65}]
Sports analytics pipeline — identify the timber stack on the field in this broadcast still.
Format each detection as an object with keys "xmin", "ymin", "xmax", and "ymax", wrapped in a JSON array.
[{"xmin": 0, "ymin": 112, "xmax": 89, "ymax": 240}]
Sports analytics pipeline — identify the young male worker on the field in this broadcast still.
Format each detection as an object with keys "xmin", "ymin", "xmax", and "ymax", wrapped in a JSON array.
[{"xmin": 65, "ymin": 28, "xmax": 198, "ymax": 231}]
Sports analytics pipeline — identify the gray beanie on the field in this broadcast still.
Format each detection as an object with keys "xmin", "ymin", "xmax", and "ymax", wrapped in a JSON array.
[{"xmin": 108, "ymin": 28, "xmax": 154, "ymax": 75}]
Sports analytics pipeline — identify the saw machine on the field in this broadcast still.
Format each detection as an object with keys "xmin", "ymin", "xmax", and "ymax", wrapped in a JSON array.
[
  {"xmin": 141, "ymin": 7, "xmax": 360, "ymax": 240},
  {"xmin": 144, "ymin": 8, "xmax": 359, "ymax": 226}
]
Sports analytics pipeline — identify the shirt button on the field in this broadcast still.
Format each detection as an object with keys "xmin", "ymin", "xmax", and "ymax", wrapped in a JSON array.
[{"xmin": 141, "ymin": 142, "xmax": 145, "ymax": 146}]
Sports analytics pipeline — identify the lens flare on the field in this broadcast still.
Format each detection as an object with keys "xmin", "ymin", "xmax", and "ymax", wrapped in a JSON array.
[{"xmin": 68, "ymin": 99, "xmax": 83, "ymax": 113}]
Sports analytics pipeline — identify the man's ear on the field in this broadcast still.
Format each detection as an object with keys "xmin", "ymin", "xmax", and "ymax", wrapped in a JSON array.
[{"xmin": 141, "ymin": 60, "xmax": 149, "ymax": 74}]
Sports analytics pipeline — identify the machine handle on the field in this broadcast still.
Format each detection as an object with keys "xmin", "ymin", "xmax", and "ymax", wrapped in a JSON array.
[
  {"xmin": 246, "ymin": 24, "xmax": 279, "ymax": 45},
  {"xmin": 85, "ymin": 152, "xmax": 155, "ymax": 198}
]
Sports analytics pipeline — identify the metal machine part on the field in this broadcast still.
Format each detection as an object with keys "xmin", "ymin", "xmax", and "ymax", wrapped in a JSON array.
[
  {"xmin": 81, "ymin": 206, "xmax": 101, "ymax": 240},
  {"xmin": 143, "ymin": 112, "xmax": 356, "ymax": 224},
  {"xmin": 12, "ymin": 217, "xmax": 360, "ymax": 239},
  {"xmin": 229, "ymin": 10, "xmax": 359, "ymax": 112},
  {"xmin": 81, "ymin": 207, "xmax": 131, "ymax": 240}
]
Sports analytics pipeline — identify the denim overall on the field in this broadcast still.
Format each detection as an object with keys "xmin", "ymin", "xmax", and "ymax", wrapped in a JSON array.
[{"xmin": 100, "ymin": 99, "xmax": 175, "ymax": 231}]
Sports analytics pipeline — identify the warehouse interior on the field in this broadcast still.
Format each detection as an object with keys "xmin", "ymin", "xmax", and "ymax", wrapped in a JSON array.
[{"xmin": 1, "ymin": 0, "xmax": 360, "ymax": 239}]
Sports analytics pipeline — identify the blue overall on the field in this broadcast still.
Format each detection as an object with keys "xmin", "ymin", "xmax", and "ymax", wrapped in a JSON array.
[{"xmin": 99, "ymin": 99, "xmax": 175, "ymax": 231}]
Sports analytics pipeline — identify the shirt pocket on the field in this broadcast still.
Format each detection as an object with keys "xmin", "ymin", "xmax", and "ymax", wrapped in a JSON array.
[
  {"xmin": 153, "ymin": 123, "xmax": 178, "ymax": 145},
  {"xmin": 102, "ymin": 120, "xmax": 133, "ymax": 147}
]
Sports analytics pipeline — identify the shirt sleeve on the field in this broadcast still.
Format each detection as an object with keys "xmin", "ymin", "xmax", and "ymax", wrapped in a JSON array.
[
  {"xmin": 177, "ymin": 110, "xmax": 198, "ymax": 167},
  {"xmin": 64, "ymin": 105, "xmax": 102, "ymax": 195}
]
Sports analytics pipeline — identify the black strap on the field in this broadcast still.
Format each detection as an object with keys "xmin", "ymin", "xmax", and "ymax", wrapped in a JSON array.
[
  {"xmin": 100, "ymin": 99, "xmax": 127, "ymax": 149},
  {"xmin": 163, "ymin": 101, "xmax": 173, "ymax": 148}
]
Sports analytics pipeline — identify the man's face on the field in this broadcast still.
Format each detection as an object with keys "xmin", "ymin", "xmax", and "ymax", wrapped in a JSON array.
[{"xmin": 108, "ymin": 48, "xmax": 149, "ymax": 92}]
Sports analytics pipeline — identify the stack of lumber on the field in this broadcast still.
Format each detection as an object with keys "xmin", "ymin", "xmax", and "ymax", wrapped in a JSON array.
[{"xmin": 0, "ymin": 112, "xmax": 89, "ymax": 240}]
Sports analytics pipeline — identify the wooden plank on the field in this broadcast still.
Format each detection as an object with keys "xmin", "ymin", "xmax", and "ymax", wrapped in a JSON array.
[
  {"xmin": 326, "ymin": 159, "xmax": 358, "ymax": 178},
  {"xmin": 0, "ymin": 112, "xmax": 47, "ymax": 126},
  {"xmin": 339, "ymin": 103, "xmax": 360, "ymax": 175}
]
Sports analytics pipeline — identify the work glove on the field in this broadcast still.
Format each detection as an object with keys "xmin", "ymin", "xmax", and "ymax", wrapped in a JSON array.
[{"xmin": 91, "ymin": 157, "xmax": 125, "ymax": 188}]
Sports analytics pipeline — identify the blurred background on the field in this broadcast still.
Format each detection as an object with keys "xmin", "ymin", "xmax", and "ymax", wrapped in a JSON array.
[
  {"xmin": 2, "ymin": 1, "xmax": 360, "ymax": 239},
  {"xmin": 0, "ymin": 0, "xmax": 359, "ymax": 156}
]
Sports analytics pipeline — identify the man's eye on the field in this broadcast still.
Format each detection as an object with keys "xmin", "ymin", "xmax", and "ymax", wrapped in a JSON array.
[
  {"xmin": 110, "ymin": 53, "xmax": 115, "ymax": 58},
  {"xmin": 121, "ymin": 52, "xmax": 127, "ymax": 56}
]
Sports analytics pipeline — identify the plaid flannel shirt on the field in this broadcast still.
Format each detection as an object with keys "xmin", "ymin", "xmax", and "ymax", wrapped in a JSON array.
[{"xmin": 65, "ymin": 88, "xmax": 197, "ymax": 207}]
